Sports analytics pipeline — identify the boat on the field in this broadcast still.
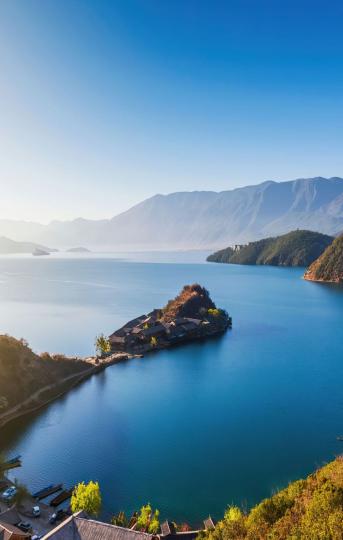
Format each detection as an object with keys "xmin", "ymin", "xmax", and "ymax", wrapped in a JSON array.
[
  {"xmin": 50, "ymin": 487, "xmax": 74, "ymax": 507},
  {"xmin": 1, "ymin": 455, "xmax": 22, "ymax": 470},
  {"xmin": 32, "ymin": 484, "xmax": 63, "ymax": 500}
]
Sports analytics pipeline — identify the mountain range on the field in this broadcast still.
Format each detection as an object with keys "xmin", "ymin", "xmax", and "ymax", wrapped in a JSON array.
[{"xmin": 2, "ymin": 177, "xmax": 343, "ymax": 249}]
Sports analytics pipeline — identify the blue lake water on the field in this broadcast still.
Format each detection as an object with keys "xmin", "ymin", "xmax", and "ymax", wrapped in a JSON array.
[{"xmin": 0, "ymin": 252, "xmax": 342, "ymax": 524}]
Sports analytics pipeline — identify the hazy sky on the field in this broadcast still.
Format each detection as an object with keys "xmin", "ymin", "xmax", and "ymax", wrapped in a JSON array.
[{"xmin": 1, "ymin": 0, "xmax": 343, "ymax": 223}]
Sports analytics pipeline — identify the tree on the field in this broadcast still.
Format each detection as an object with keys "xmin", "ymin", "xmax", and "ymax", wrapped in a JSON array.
[
  {"xmin": 13, "ymin": 479, "xmax": 30, "ymax": 508},
  {"xmin": 136, "ymin": 503, "xmax": 152, "ymax": 531},
  {"xmin": 150, "ymin": 336, "xmax": 157, "ymax": 347},
  {"xmin": 148, "ymin": 509, "xmax": 160, "ymax": 534},
  {"xmin": 71, "ymin": 481, "xmax": 102, "ymax": 516},
  {"xmin": 95, "ymin": 334, "xmax": 111, "ymax": 357},
  {"xmin": 0, "ymin": 453, "xmax": 6, "ymax": 478}
]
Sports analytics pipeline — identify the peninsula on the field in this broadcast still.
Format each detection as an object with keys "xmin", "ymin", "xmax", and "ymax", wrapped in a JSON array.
[
  {"xmin": 109, "ymin": 284, "xmax": 231, "ymax": 354},
  {"xmin": 207, "ymin": 230, "xmax": 333, "ymax": 267},
  {"xmin": 0, "ymin": 286, "xmax": 230, "ymax": 429},
  {"xmin": 304, "ymin": 233, "xmax": 343, "ymax": 283}
]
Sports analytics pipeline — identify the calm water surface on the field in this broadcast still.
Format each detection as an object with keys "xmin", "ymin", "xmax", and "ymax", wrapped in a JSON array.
[{"xmin": 0, "ymin": 252, "xmax": 342, "ymax": 524}]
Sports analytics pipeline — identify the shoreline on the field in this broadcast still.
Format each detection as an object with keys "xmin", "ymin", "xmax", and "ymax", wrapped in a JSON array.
[
  {"xmin": 304, "ymin": 274, "xmax": 343, "ymax": 283},
  {"xmin": 0, "ymin": 352, "xmax": 138, "ymax": 430}
]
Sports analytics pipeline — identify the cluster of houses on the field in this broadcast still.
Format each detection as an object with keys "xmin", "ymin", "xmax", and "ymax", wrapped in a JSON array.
[
  {"xmin": 0, "ymin": 510, "xmax": 216, "ymax": 540},
  {"xmin": 109, "ymin": 309, "xmax": 230, "ymax": 355}
]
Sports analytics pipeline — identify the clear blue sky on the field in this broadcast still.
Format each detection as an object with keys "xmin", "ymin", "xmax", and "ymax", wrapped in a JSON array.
[{"xmin": 1, "ymin": 0, "xmax": 343, "ymax": 222}]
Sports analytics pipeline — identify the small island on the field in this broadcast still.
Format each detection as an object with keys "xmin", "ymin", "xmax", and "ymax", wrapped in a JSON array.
[
  {"xmin": 66, "ymin": 246, "xmax": 91, "ymax": 253},
  {"xmin": 32, "ymin": 247, "xmax": 50, "ymax": 256},
  {"xmin": 304, "ymin": 233, "xmax": 343, "ymax": 283},
  {"xmin": 109, "ymin": 283, "xmax": 231, "ymax": 354},
  {"xmin": 207, "ymin": 230, "xmax": 334, "ymax": 267}
]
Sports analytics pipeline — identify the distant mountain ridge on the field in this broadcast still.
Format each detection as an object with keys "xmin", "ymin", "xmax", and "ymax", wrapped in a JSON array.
[
  {"xmin": 0, "ymin": 236, "xmax": 56, "ymax": 254},
  {"xmin": 2, "ymin": 177, "xmax": 343, "ymax": 249},
  {"xmin": 207, "ymin": 230, "xmax": 334, "ymax": 267}
]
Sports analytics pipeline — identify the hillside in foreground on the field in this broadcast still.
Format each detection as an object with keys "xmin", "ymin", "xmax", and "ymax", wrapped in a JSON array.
[
  {"xmin": 207, "ymin": 230, "xmax": 334, "ymax": 267},
  {"xmin": 0, "ymin": 335, "xmax": 90, "ymax": 426},
  {"xmin": 304, "ymin": 234, "xmax": 343, "ymax": 283},
  {"xmin": 199, "ymin": 457, "xmax": 343, "ymax": 540}
]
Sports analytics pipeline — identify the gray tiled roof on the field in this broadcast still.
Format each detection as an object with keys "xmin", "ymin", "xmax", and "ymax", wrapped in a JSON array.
[{"xmin": 43, "ymin": 515, "xmax": 155, "ymax": 540}]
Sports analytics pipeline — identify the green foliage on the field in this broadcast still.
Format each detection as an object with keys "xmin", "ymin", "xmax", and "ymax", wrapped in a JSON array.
[
  {"xmin": 198, "ymin": 457, "xmax": 343, "ymax": 540},
  {"xmin": 305, "ymin": 233, "xmax": 343, "ymax": 282},
  {"xmin": 207, "ymin": 230, "xmax": 334, "ymax": 267},
  {"xmin": 135, "ymin": 504, "xmax": 160, "ymax": 533},
  {"xmin": 150, "ymin": 336, "xmax": 158, "ymax": 347},
  {"xmin": 95, "ymin": 334, "xmax": 111, "ymax": 356},
  {"xmin": 136, "ymin": 503, "xmax": 152, "ymax": 530},
  {"xmin": 71, "ymin": 480, "xmax": 102, "ymax": 516},
  {"xmin": 224, "ymin": 506, "xmax": 243, "ymax": 522},
  {"xmin": 0, "ymin": 334, "xmax": 89, "ymax": 411},
  {"xmin": 208, "ymin": 308, "xmax": 221, "ymax": 317},
  {"xmin": 148, "ymin": 509, "xmax": 160, "ymax": 533}
]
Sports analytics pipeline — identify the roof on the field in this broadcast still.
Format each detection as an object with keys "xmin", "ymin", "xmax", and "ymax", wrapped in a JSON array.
[
  {"xmin": 0, "ymin": 521, "xmax": 30, "ymax": 539},
  {"xmin": 0, "ymin": 508, "xmax": 21, "ymax": 527},
  {"xmin": 141, "ymin": 325, "xmax": 166, "ymax": 337},
  {"xmin": 203, "ymin": 517, "xmax": 216, "ymax": 530},
  {"xmin": 109, "ymin": 316, "xmax": 147, "ymax": 339},
  {"xmin": 43, "ymin": 515, "xmax": 155, "ymax": 540},
  {"xmin": 109, "ymin": 336, "xmax": 127, "ymax": 344}
]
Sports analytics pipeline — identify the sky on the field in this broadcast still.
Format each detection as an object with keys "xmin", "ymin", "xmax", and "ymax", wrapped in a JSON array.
[{"xmin": 0, "ymin": 0, "xmax": 343, "ymax": 223}]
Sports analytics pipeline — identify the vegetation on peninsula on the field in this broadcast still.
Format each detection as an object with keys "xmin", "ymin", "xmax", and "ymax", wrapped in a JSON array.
[
  {"xmin": 0, "ymin": 334, "xmax": 90, "ymax": 425},
  {"xmin": 207, "ymin": 230, "xmax": 334, "ymax": 267},
  {"xmin": 304, "ymin": 233, "xmax": 343, "ymax": 283}
]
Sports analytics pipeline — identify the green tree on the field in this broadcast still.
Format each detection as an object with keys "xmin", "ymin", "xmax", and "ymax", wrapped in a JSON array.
[
  {"xmin": 71, "ymin": 481, "xmax": 102, "ymax": 516},
  {"xmin": 95, "ymin": 334, "xmax": 111, "ymax": 357},
  {"xmin": 150, "ymin": 336, "xmax": 157, "ymax": 347},
  {"xmin": 136, "ymin": 503, "xmax": 152, "ymax": 531},
  {"xmin": 148, "ymin": 509, "xmax": 160, "ymax": 534}
]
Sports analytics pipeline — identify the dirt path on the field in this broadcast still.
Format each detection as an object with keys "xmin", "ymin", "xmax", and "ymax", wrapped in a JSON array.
[{"xmin": 0, "ymin": 365, "xmax": 96, "ymax": 429}]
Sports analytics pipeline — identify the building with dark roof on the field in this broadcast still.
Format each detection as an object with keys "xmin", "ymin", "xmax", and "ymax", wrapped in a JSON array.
[
  {"xmin": 42, "ymin": 514, "xmax": 156, "ymax": 540},
  {"xmin": 0, "ymin": 521, "xmax": 30, "ymax": 540}
]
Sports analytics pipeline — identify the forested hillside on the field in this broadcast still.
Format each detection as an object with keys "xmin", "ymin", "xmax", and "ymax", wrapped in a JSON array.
[
  {"xmin": 198, "ymin": 457, "xmax": 343, "ymax": 540},
  {"xmin": 207, "ymin": 230, "xmax": 333, "ymax": 267}
]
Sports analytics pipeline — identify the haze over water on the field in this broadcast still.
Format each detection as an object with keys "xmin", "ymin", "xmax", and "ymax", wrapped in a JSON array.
[{"xmin": 0, "ymin": 253, "xmax": 342, "ymax": 523}]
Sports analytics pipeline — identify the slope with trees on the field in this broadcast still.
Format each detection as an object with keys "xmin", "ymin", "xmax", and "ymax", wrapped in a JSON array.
[
  {"xmin": 207, "ymin": 230, "xmax": 334, "ymax": 267},
  {"xmin": 304, "ymin": 234, "xmax": 343, "ymax": 282},
  {"xmin": 0, "ymin": 335, "xmax": 91, "ymax": 428},
  {"xmin": 198, "ymin": 457, "xmax": 343, "ymax": 540}
]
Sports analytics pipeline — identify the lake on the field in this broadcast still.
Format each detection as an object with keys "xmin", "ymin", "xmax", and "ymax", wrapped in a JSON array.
[{"xmin": 0, "ymin": 252, "xmax": 342, "ymax": 525}]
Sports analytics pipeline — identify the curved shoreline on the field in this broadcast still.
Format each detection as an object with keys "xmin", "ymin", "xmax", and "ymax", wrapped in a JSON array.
[{"xmin": 0, "ymin": 352, "xmax": 137, "ymax": 430}]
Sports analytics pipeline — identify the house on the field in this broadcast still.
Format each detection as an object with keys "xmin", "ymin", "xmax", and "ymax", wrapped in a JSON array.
[
  {"xmin": 0, "ymin": 521, "xmax": 30, "ymax": 540},
  {"xmin": 42, "ymin": 513, "xmax": 156, "ymax": 540}
]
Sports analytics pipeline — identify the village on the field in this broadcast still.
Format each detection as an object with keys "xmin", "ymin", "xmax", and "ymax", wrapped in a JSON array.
[
  {"xmin": 108, "ymin": 284, "xmax": 232, "ymax": 355},
  {"xmin": 0, "ymin": 455, "xmax": 217, "ymax": 540}
]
